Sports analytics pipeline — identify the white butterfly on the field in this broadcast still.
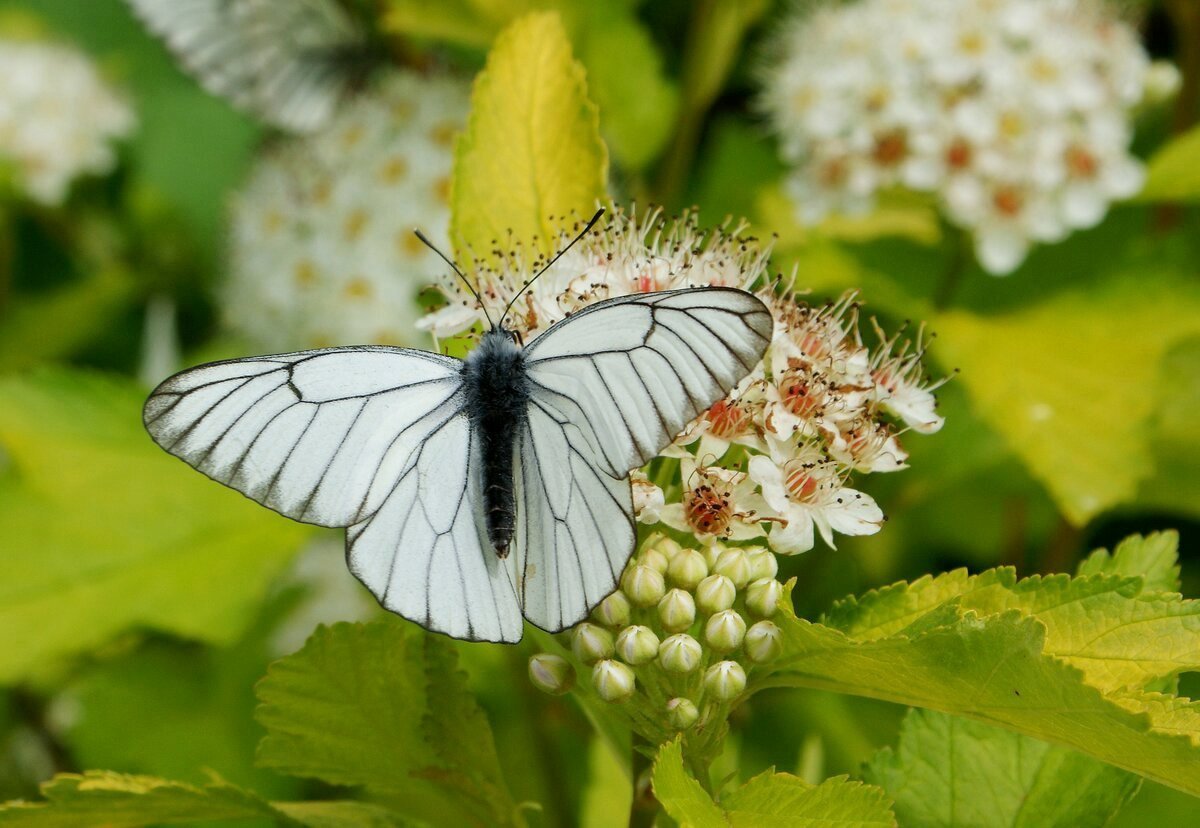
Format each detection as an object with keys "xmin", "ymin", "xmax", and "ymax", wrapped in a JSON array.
[
  {"xmin": 126, "ymin": 0, "xmax": 369, "ymax": 133},
  {"xmin": 143, "ymin": 219, "xmax": 772, "ymax": 642}
]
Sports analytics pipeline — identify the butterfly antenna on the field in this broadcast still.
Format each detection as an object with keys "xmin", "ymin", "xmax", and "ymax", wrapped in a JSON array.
[
  {"xmin": 499, "ymin": 207, "xmax": 605, "ymax": 328},
  {"xmin": 413, "ymin": 229, "xmax": 496, "ymax": 329}
]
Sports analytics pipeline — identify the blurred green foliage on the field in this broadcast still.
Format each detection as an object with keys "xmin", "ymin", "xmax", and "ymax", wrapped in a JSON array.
[{"xmin": 0, "ymin": 0, "xmax": 1198, "ymax": 825}]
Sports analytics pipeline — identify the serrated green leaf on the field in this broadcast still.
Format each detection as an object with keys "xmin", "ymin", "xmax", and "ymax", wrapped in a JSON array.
[
  {"xmin": 0, "ymin": 771, "xmax": 406, "ymax": 827},
  {"xmin": 0, "ymin": 370, "xmax": 310, "ymax": 682},
  {"xmin": 1137, "ymin": 124, "xmax": 1200, "ymax": 202},
  {"xmin": 769, "ymin": 590, "xmax": 1200, "ymax": 796},
  {"xmin": 933, "ymin": 280, "xmax": 1200, "ymax": 524},
  {"xmin": 1078, "ymin": 531, "xmax": 1182, "ymax": 594},
  {"xmin": 255, "ymin": 620, "xmax": 515, "ymax": 826},
  {"xmin": 652, "ymin": 738, "xmax": 896, "ymax": 827},
  {"xmin": 866, "ymin": 708, "xmax": 1140, "ymax": 827},
  {"xmin": 450, "ymin": 11, "xmax": 607, "ymax": 256},
  {"xmin": 650, "ymin": 739, "xmax": 727, "ymax": 828},
  {"xmin": 721, "ymin": 771, "xmax": 896, "ymax": 827},
  {"xmin": 825, "ymin": 534, "xmax": 1200, "ymax": 694}
]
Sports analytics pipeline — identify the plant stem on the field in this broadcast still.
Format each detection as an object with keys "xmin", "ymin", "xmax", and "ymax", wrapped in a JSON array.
[
  {"xmin": 933, "ymin": 222, "xmax": 969, "ymax": 310},
  {"xmin": 629, "ymin": 741, "xmax": 657, "ymax": 828},
  {"xmin": 652, "ymin": 0, "xmax": 769, "ymax": 209}
]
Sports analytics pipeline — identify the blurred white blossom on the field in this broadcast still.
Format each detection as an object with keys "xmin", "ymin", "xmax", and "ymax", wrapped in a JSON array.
[
  {"xmin": 762, "ymin": 0, "xmax": 1156, "ymax": 274},
  {"xmin": 226, "ymin": 70, "xmax": 468, "ymax": 351},
  {"xmin": 0, "ymin": 39, "xmax": 134, "ymax": 205}
]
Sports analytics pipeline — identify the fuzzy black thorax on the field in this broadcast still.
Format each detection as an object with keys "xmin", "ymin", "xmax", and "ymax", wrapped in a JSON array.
[{"xmin": 462, "ymin": 328, "xmax": 530, "ymax": 557}]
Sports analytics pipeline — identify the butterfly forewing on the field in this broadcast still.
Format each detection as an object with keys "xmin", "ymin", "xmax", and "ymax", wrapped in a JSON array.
[
  {"xmin": 143, "ymin": 347, "xmax": 462, "ymax": 528},
  {"xmin": 126, "ymin": 0, "xmax": 362, "ymax": 132}
]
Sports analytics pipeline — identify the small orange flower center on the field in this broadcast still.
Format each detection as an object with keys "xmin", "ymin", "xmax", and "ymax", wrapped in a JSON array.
[
  {"xmin": 945, "ymin": 139, "xmax": 972, "ymax": 171},
  {"xmin": 993, "ymin": 186, "xmax": 1024, "ymax": 217},
  {"xmin": 1065, "ymin": 145, "xmax": 1099, "ymax": 179},
  {"xmin": 873, "ymin": 130, "xmax": 908, "ymax": 167},
  {"xmin": 784, "ymin": 466, "xmax": 819, "ymax": 502},
  {"xmin": 706, "ymin": 399, "xmax": 750, "ymax": 439},
  {"xmin": 685, "ymin": 484, "xmax": 732, "ymax": 536}
]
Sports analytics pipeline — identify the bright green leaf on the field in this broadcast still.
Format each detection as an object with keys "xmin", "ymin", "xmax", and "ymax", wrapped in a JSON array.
[
  {"xmin": 1137, "ymin": 124, "xmax": 1200, "ymax": 202},
  {"xmin": 650, "ymin": 739, "xmax": 726, "ymax": 828},
  {"xmin": 769, "ymin": 585, "xmax": 1200, "ymax": 796},
  {"xmin": 933, "ymin": 280, "xmax": 1200, "ymax": 524},
  {"xmin": 721, "ymin": 771, "xmax": 895, "ymax": 827},
  {"xmin": 1078, "ymin": 531, "xmax": 1182, "ymax": 594},
  {"xmin": 866, "ymin": 708, "xmax": 1140, "ymax": 827},
  {"xmin": 255, "ymin": 620, "xmax": 516, "ymax": 826},
  {"xmin": 0, "ymin": 370, "xmax": 310, "ymax": 682},
  {"xmin": 451, "ymin": 11, "xmax": 607, "ymax": 256},
  {"xmin": 652, "ymin": 738, "xmax": 896, "ymax": 827},
  {"xmin": 0, "ymin": 771, "xmax": 406, "ymax": 827}
]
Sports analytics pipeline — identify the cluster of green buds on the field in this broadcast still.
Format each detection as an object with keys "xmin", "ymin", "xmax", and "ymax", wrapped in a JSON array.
[{"xmin": 528, "ymin": 535, "xmax": 785, "ymax": 752}]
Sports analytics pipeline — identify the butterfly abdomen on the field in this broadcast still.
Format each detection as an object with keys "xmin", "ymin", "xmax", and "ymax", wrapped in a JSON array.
[{"xmin": 462, "ymin": 329, "xmax": 530, "ymax": 558}]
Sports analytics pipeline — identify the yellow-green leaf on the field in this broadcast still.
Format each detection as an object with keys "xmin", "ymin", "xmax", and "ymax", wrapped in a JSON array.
[
  {"xmin": 0, "ymin": 370, "xmax": 310, "ymax": 682},
  {"xmin": 451, "ymin": 11, "xmax": 608, "ymax": 256},
  {"xmin": 933, "ymin": 281, "xmax": 1200, "ymax": 524},
  {"xmin": 771, "ymin": 587, "xmax": 1200, "ymax": 795},
  {"xmin": 1077, "ymin": 531, "xmax": 1182, "ymax": 594},
  {"xmin": 1137, "ymin": 124, "xmax": 1200, "ymax": 202},
  {"xmin": 651, "ymin": 738, "xmax": 896, "ymax": 828},
  {"xmin": 0, "ymin": 771, "xmax": 406, "ymax": 827}
]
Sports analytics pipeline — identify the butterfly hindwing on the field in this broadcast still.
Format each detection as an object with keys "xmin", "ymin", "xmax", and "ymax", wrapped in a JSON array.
[
  {"xmin": 514, "ymin": 288, "xmax": 773, "ymax": 630},
  {"xmin": 346, "ymin": 410, "xmax": 524, "ymax": 643}
]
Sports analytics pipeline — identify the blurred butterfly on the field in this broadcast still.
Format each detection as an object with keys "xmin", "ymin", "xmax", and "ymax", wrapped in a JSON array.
[
  {"xmin": 126, "ymin": 0, "xmax": 375, "ymax": 132},
  {"xmin": 143, "ymin": 210, "xmax": 772, "ymax": 641}
]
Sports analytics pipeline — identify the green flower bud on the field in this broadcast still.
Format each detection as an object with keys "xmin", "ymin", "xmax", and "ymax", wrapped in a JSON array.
[
  {"xmin": 712, "ymin": 548, "xmax": 752, "ymax": 589},
  {"xmin": 667, "ymin": 548, "xmax": 708, "ymax": 590},
  {"xmin": 704, "ymin": 660, "xmax": 747, "ymax": 701},
  {"xmin": 745, "ymin": 547, "xmax": 778, "ymax": 581},
  {"xmin": 703, "ymin": 544, "xmax": 725, "ymax": 569},
  {"xmin": 592, "ymin": 659, "xmax": 636, "ymax": 702},
  {"xmin": 666, "ymin": 697, "xmax": 699, "ymax": 729},
  {"xmin": 704, "ymin": 609, "xmax": 746, "ymax": 652},
  {"xmin": 615, "ymin": 625, "xmax": 660, "ymax": 665},
  {"xmin": 657, "ymin": 633, "xmax": 703, "ymax": 673},
  {"xmin": 745, "ymin": 620, "xmax": 783, "ymax": 663},
  {"xmin": 657, "ymin": 588, "xmax": 696, "ymax": 633},
  {"xmin": 640, "ymin": 546, "xmax": 671, "ymax": 574},
  {"xmin": 592, "ymin": 591, "xmax": 632, "ymax": 628},
  {"xmin": 623, "ymin": 564, "xmax": 666, "ymax": 607},
  {"xmin": 745, "ymin": 578, "xmax": 784, "ymax": 618},
  {"xmin": 695, "ymin": 574, "xmax": 736, "ymax": 614},
  {"xmin": 572, "ymin": 622, "xmax": 614, "ymax": 664},
  {"xmin": 648, "ymin": 535, "xmax": 684, "ymax": 561},
  {"xmin": 528, "ymin": 653, "xmax": 575, "ymax": 695}
]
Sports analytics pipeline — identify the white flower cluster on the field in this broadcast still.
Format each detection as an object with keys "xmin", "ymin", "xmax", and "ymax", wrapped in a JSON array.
[
  {"xmin": 225, "ymin": 71, "xmax": 469, "ymax": 351},
  {"xmin": 0, "ymin": 39, "xmax": 135, "ymax": 206},
  {"xmin": 424, "ymin": 208, "xmax": 944, "ymax": 557},
  {"xmin": 419, "ymin": 206, "xmax": 769, "ymax": 342},
  {"xmin": 762, "ymin": 0, "xmax": 1154, "ymax": 274}
]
